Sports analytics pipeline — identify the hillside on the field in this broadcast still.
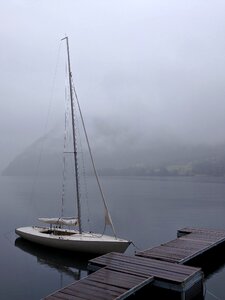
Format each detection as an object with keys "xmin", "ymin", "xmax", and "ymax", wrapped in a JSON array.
[{"xmin": 3, "ymin": 131, "xmax": 225, "ymax": 177}]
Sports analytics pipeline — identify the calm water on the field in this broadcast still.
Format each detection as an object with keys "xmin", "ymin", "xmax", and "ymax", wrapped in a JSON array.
[{"xmin": 0, "ymin": 174, "xmax": 225, "ymax": 299}]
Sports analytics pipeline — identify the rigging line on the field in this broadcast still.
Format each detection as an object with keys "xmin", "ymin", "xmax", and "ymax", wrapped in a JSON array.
[
  {"xmin": 47, "ymin": 42, "xmax": 62, "ymax": 133},
  {"xmin": 29, "ymin": 42, "xmax": 62, "ymax": 210},
  {"xmin": 71, "ymin": 78, "xmax": 116, "ymax": 237},
  {"xmin": 206, "ymin": 288, "xmax": 222, "ymax": 300}
]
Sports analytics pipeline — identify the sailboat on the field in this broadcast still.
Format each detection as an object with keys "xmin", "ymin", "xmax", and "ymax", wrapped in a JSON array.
[{"xmin": 15, "ymin": 37, "xmax": 131, "ymax": 255}]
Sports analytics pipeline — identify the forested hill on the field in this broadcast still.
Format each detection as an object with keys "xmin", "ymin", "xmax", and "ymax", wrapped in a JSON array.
[{"xmin": 3, "ymin": 133, "xmax": 225, "ymax": 177}]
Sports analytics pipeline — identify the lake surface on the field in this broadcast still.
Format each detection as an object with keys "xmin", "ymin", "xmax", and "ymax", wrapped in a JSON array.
[{"xmin": 0, "ymin": 174, "xmax": 225, "ymax": 299}]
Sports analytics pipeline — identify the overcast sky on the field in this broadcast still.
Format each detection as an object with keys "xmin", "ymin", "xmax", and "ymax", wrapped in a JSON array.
[{"xmin": 1, "ymin": 0, "xmax": 225, "ymax": 169}]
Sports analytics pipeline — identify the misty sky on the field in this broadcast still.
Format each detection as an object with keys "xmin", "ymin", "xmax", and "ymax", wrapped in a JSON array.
[{"xmin": 1, "ymin": 0, "xmax": 225, "ymax": 170}]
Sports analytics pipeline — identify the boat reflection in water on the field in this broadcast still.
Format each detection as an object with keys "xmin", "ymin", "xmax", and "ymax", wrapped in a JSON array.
[{"xmin": 14, "ymin": 237, "xmax": 92, "ymax": 282}]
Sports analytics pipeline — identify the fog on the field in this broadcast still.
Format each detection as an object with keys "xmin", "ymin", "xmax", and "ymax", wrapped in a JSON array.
[{"xmin": 1, "ymin": 0, "xmax": 225, "ymax": 171}]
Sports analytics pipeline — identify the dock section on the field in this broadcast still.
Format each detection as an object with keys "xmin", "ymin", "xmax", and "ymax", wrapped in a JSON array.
[
  {"xmin": 44, "ymin": 266, "xmax": 153, "ymax": 300},
  {"xmin": 88, "ymin": 252, "xmax": 202, "ymax": 294},
  {"xmin": 44, "ymin": 227, "xmax": 225, "ymax": 299},
  {"xmin": 45, "ymin": 251, "xmax": 202, "ymax": 299},
  {"xmin": 136, "ymin": 227, "xmax": 225, "ymax": 264}
]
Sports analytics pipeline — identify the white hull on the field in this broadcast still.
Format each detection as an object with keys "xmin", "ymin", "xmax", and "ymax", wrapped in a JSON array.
[{"xmin": 15, "ymin": 226, "xmax": 131, "ymax": 255}]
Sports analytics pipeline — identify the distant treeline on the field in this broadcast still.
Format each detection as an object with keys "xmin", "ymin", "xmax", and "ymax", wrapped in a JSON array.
[
  {"xmin": 99, "ymin": 158, "xmax": 225, "ymax": 177},
  {"xmin": 3, "ymin": 133, "xmax": 225, "ymax": 177}
]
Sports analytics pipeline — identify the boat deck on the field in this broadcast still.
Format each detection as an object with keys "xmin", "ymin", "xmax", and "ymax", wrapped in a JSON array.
[{"xmin": 136, "ymin": 227, "xmax": 225, "ymax": 264}]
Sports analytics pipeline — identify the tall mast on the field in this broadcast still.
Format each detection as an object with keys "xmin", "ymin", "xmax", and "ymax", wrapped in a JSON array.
[{"xmin": 62, "ymin": 36, "xmax": 82, "ymax": 234}]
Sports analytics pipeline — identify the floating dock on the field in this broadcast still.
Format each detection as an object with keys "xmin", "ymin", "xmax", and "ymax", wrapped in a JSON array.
[
  {"xmin": 43, "ymin": 227, "xmax": 225, "ymax": 299},
  {"xmin": 88, "ymin": 252, "xmax": 202, "ymax": 296},
  {"xmin": 45, "ymin": 266, "xmax": 153, "ymax": 300},
  {"xmin": 136, "ymin": 227, "xmax": 225, "ymax": 264}
]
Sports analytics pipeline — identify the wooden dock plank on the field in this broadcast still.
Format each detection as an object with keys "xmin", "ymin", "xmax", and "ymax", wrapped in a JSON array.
[
  {"xmin": 177, "ymin": 227, "xmax": 225, "ymax": 241},
  {"xmin": 53, "ymin": 291, "xmax": 83, "ymax": 300},
  {"xmin": 136, "ymin": 252, "xmax": 182, "ymax": 263},
  {"xmin": 67, "ymin": 281, "xmax": 125, "ymax": 299},
  {"xmin": 182, "ymin": 233, "xmax": 225, "ymax": 242},
  {"xmin": 57, "ymin": 289, "xmax": 90, "ymax": 300},
  {"xmin": 105, "ymin": 264, "xmax": 193, "ymax": 283},
  {"xmin": 45, "ymin": 288, "xmax": 91, "ymax": 300},
  {"xmin": 44, "ymin": 266, "xmax": 154, "ymax": 300},
  {"xmin": 87, "ymin": 268, "xmax": 147, "ymax": 288},
  {"xmin": 145, "ymin": 245, "xmax": 194, "ymax": 257},
  {"xmin": 47, "ymin": 283, "xmax": 122, "ymax": 300},
  {"xmin": 139, "ymin": 243, "xmax": 215, "ymax": 263},
  {"xmin": 178, "ymin": 227, "xmax": 225, "ymax": 236},
  {"xmin": 45, "ymin": 295, "xmax": 71, "ymax": 300},
  {"xmin": 137, "ymin": 250, "xmax": 186, "ymax": 263},
  {"xmin": 89, "ymin": 252, "xmax": 201, "ymax": 284},
  {"xmin": 89, "ymin": 252, "xmax": 198, "ymax": 274},
  {"xmin": 136, "ymin": 227, "xmax": 225, "ymax": 264},
  {"xmin": 164, "ymin": 238, "xmax": 213, "ymax": 250}
]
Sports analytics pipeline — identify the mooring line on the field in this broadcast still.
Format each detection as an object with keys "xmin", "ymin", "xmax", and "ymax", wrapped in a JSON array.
[
  {"xmin": 206, "ymin": 287, "xmax": 222, "ymax": 300},
  {"xmin": 131, "ymin": 240, "xmax": 142, "ymax": 251}
]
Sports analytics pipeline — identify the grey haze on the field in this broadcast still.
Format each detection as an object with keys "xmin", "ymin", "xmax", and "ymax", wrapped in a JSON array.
[{"xmin": 1, "ymin": 0, "xmax": 225, "ymax": 172}]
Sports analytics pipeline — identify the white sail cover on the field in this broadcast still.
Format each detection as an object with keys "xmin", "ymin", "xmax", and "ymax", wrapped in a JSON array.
[{"xmin": 38, "ymin": 217, "xmax": 79, "ymax": 226}]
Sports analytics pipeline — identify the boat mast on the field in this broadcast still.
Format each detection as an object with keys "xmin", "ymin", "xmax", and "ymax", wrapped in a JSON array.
[{"xmin": 62, "ymin": 36, "xmax": 82, "ymax": 234}]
